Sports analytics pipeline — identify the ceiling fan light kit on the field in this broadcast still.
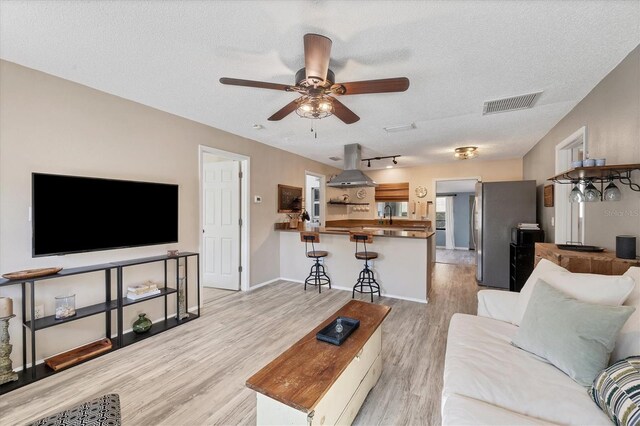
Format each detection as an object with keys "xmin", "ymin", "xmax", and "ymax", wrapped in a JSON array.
[
  {"xmin": 295, "ymin": 94, "xmax": 334, "ymax": 119},
  {"xmin": 219, "ymin": 33, "xmax": 410, "ymax": 125},
  {"xmin": 454, "ymin": 146, "xmax": 478, "ymax": 160}
]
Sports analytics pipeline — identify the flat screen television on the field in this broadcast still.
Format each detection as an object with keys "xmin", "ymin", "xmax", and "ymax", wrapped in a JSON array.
[{"xmin": 32, "ymin": 173, "xmax": 178, "ymax": 257}]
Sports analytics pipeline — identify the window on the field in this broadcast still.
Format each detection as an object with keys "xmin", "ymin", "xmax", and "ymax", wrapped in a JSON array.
[
  {"xmin": 435, "ymin": 197, "xmax": 446, "ymax": 230},
  {"xmin": 376, "ymin": 202, "xmax": 409, "ymax": 218}
]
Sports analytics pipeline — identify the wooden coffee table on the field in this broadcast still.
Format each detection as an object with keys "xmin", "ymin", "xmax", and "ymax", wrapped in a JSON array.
[{"xmin": 246, "ymin": 300, "xmax": 391, "ymax": 426}]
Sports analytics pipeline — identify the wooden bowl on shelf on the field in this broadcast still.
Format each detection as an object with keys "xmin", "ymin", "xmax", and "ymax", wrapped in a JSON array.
[{"xmin": 2, "ymin": 267, "xmax": 63, "ymax": 280}]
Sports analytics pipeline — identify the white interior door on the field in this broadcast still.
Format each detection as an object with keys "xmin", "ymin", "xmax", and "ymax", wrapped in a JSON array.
[{"xmin": 202, "ymin": 160, "xmax": 240, "ymax": 290}]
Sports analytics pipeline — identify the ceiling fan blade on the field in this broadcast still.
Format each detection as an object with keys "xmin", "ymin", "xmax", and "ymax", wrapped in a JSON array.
[
  {"xmin": 332, "ymin": 77, "xmax": 410, "ymax": 95},
  {"xmin": 268, "ymin": 99, "xmax": 300, "ymax": 121},
  {"xmin": 304, "ymin": 33, "xmax": 332, "ymax": 84},
  {"xmin": 219, "ymin": 77, "xmax": 295, "ymax": 92},
  {"xmin": 331, "ymin": 98, "xmax": 360, "ymax": 124}
]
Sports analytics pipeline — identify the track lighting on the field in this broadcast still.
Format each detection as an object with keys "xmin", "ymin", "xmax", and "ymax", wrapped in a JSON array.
[{"xmin": 362, "ymin": 154, "xmax": 401, "ymax": 168}]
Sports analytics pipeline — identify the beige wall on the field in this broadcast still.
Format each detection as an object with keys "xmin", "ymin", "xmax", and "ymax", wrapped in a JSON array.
[
  {"xmin": 327, "ymin": 158, "xmax": 523, "ymax": 221},
  {"xmin": 0, "ymin": 60, "xmax": 339, "ymax": 366},
  {"xmin": 523, "ymin": 46, "xmax": 640, "ymax": 250}
]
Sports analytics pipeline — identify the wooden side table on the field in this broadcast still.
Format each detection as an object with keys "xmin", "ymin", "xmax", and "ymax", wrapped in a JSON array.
[
  {"xmin": 535, "ymin": 243, "xmax": 640, "ymax": 275},
  {"xmin": 246, "ymin": 300, "xmax": 391, "ymax": 426}
]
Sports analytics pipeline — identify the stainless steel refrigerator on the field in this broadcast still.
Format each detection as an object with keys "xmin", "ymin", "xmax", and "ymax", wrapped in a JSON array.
[{"xmin": 473, "ymin": 180, "xmax": 537, "ymax": 289}]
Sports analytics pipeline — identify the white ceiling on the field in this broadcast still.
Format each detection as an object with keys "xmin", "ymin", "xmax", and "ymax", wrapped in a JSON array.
[{"xmin": 1, "ymin": 1, "xmax": 639, "ymax": 169}]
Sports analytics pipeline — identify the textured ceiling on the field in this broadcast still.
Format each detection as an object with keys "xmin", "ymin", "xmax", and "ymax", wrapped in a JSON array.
[{"xmin": 1, "ymin": 1, "xmax": 639, "ymax": 169}]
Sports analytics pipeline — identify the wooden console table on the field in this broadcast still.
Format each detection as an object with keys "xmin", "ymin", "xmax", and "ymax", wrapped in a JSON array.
[
  {"xmin": 535, "ymin": 243, "xmax": 640, "ymax": 275},
  {"xmin": 246, "ymin": 300, "xmax": 391, "ymax": 426}
]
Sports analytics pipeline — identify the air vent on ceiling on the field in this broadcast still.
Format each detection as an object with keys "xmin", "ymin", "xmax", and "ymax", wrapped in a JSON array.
[
  {"xmin": 482, "ymin": 92, "xmax": 542, "ymax": 115},
  {"xmin": 329, "ymin": 156, "xmax": 342, "ymax": 162}
]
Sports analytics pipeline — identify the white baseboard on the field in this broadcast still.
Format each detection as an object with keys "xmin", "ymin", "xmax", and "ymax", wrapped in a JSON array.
[
  {"xmin": 280, "ymin": 277, "xmax": 304, "ymax": 284},
  {"xmin": 248, "ymin": 278, "xmax": 284, "ymax": 291},
  {"xmin": 265, "ymin": 278, "xmax": 428, "ymax": 304},
  {"xmin": 330, "ymin": 284, "xmax": 428, "ymax": 304}
]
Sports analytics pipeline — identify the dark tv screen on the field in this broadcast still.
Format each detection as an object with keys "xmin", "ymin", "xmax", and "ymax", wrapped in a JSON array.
[{"xmin": 33, "ymin": 173, "xmax": 178, "ymax": 257}]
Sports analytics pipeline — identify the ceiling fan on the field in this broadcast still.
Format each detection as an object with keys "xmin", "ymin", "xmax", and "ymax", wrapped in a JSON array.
[{"xmin": 219, "ymin": 33, "xmax": 410, "ymax": 124}]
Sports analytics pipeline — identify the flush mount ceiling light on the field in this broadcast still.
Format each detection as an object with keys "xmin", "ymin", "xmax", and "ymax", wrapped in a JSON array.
[{"xmin": 454, "ymin": 146, "xmax": 478, "ymax": 160}]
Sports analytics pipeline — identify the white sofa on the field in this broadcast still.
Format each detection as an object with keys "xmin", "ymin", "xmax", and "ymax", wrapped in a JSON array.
[{"xmin": 442, "ymin": 266, "xmax": 640, "ymax": 425}]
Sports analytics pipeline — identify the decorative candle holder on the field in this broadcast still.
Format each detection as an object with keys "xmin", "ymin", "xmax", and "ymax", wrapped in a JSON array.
[
  {"xmin": 0, "ymin": 315, "xmax": 18, "ymax": 385},
  {"xmin": 55, "ymin": 294, "xmax": 76, "ymax": 319}
]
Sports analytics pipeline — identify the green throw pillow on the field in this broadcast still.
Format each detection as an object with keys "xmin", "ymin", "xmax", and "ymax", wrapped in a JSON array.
[
  {"xmin": 511, "ymin": 280, "xmax": 635, "ymax": 386},
  {"xmin": 590, "ymin": 356, "xmax": 640, "ymax": 426}
]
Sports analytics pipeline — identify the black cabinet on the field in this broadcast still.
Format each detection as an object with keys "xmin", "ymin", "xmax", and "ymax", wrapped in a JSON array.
[
  {"xmin": 510, "ymin": 228, "xmax": 544, "ymax": 292},
  {"xmin": 510, "ymin": 244, "xmax": 536, "ymax": 292}
]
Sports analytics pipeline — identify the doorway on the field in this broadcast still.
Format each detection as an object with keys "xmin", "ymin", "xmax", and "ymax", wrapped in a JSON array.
[
  {"xmin": 305, "ymin": 172, "xmax": 325, "ymax": 226},
  {"xmin": 555, "ymin": 127, "xmax": 587, "ymax": 244},
  {"xmin": 434, "ymin": 178, "xmax": 479, "ymax": 265},
  {"xmin": 199, "ymin": 146, "xmax": 250, "ymax": 295}
]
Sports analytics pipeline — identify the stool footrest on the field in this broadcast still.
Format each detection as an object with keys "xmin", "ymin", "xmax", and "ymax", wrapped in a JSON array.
[
  {"xmin": 304, "ymin": 259, "xmax": 331, "ymax": 294},
  {"xmin": 352, "ymin": 265, "xmax": 381, "ymax": 302}
]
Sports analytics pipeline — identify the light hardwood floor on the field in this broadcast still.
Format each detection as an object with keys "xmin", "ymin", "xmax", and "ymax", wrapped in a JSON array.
[
  {"xmin": 0, "ymin": 263, "xmax": 479, "ymax": 425},
  {"xmin": 435, "ymin": 248, "xmax": 476, "ymax": 266}
]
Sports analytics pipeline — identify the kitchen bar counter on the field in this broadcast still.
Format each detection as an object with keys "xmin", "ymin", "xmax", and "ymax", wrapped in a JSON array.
[
  {"xmin": 275, "ymin": 224, "xmax": 434, "ymax": 240},
  {"xmin": 277, "ymin": 223, "xmax": 435, "ymax": 303}
]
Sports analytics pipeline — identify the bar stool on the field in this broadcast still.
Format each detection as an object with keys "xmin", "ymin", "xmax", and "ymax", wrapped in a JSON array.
[
  {"xmin": 350, "ymin": 232, "xmax": 380, "ymax": 302},
  {"xmin": 300, "ymin": 232, "xmax": 331, "ymax": 293}
]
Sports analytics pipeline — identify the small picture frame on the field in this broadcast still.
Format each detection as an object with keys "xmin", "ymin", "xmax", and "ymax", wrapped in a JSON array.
[
  {"xmin": 544, "ymin": 184, "xmax": 554, "ymax": 207},
  {"xmin": 277, "ymin": 184, "xmax": 303, "ymax": 213}
]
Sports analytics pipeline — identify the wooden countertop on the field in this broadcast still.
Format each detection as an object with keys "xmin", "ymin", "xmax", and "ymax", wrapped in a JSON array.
[
  {"xmin": 275, "ymin": 224, "xmax": 434, "ymax": 239},
  {"xmin": 246, "ymin": 300, "xmax": 391, "ymax": 413},
  {"xmin": 535, "ymin": 243, "xmax": 640, "ymax": 275},
  {"xmin": 535, "ymin": 243, "xmax": 639, "ymax": 262}
]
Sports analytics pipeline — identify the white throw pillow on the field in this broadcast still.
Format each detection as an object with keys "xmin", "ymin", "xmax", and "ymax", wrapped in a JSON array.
[
  {"xmin": 511, "ymin": 259, "xmax": 567, "ymax": 325},
  {"xmin": 611, "ymin": 267, "xmax": 640, "ymax": 364},
  {"xmin": 512, "ymin": 259, "xmax": 635, "ymax": 326}
]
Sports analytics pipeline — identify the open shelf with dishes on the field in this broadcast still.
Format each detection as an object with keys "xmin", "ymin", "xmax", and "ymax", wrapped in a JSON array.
[
  {"xmin": 0, "ymin": 252, "xmax": 200, "ymax": 395},
  {"xmin": 549, "ymin": 163, "xmax": 640, "ymax": 189},
  {"xmin": 327, "ymin": 201, "xmax": 370, "ymax": 205}
]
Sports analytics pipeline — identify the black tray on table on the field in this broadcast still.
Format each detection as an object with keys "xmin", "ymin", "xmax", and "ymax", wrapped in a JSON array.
[
  {"xmin": 316, "ymin": 316, "xmax": 360, "ymax": 346},
  {"xmin": 556, "ymin": 244, "xmax": 605, "ymax": 252}
]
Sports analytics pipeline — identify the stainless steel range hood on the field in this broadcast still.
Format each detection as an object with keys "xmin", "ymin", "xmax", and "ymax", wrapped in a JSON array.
[{"xmin": 327, "ymin": 144, "xmax": 378, "ymax": 188}]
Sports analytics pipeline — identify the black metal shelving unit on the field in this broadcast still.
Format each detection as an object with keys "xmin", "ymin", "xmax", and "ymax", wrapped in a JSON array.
[{"xmin": 0, "ymin": 252, "xmax": 200, "ymax": 395}]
